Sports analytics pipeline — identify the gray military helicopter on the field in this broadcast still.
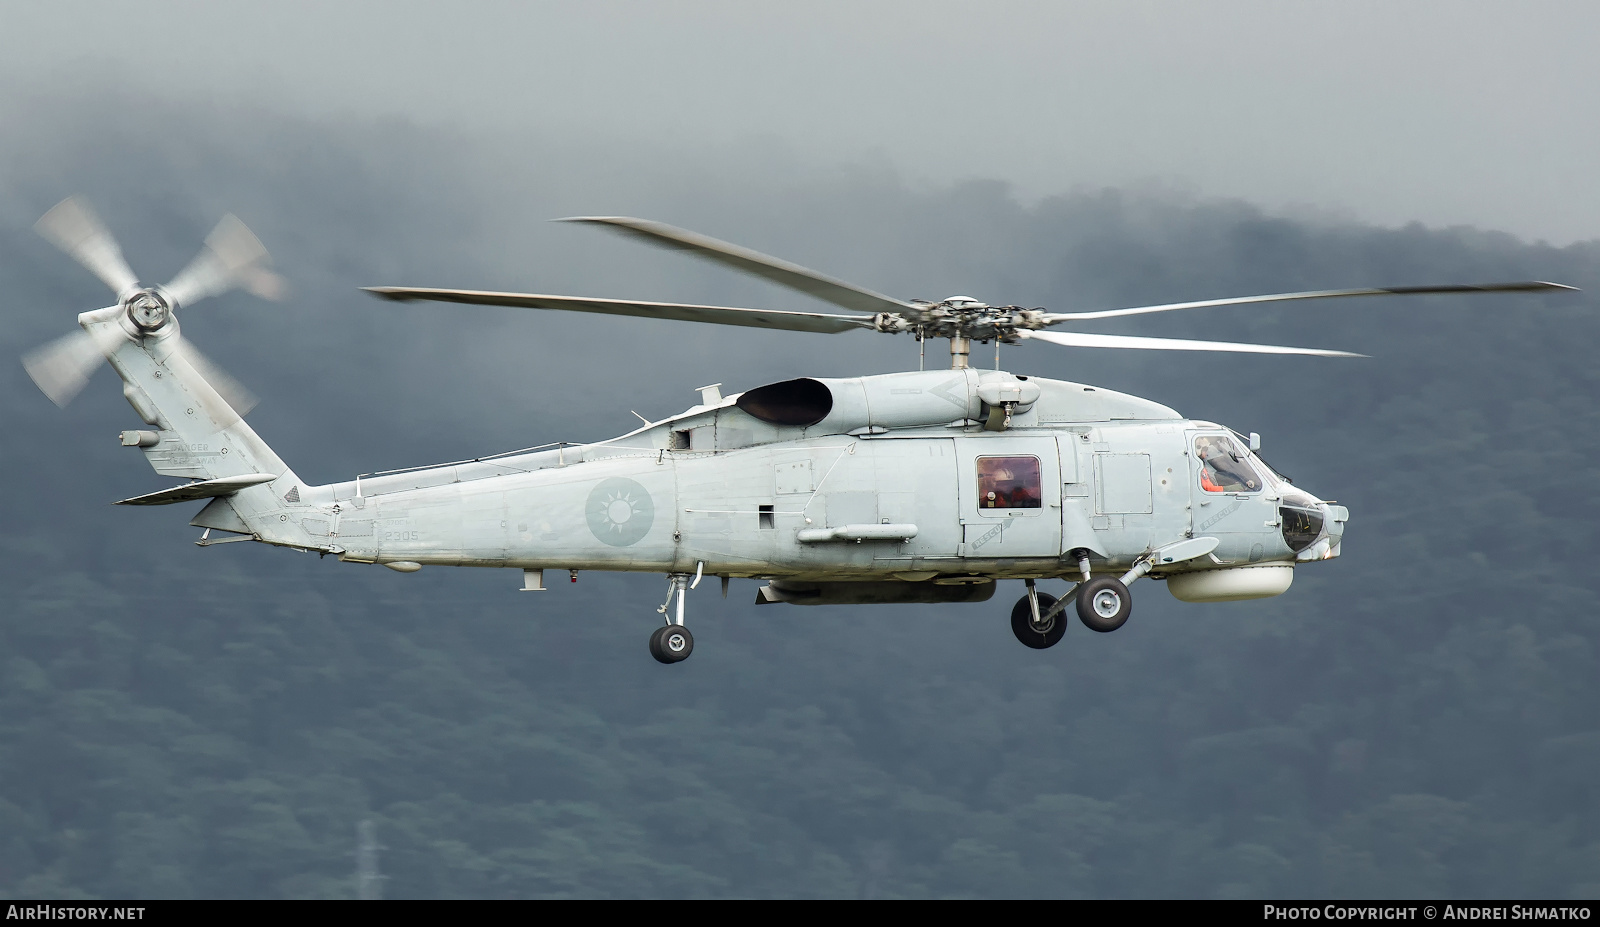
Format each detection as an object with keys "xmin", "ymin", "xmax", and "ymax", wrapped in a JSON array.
[{"xmin": 23, "ymin": 196, "xmax": 1575, "ymax": 663}]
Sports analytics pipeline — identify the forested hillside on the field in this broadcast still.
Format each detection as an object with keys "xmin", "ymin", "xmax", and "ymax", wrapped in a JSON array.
[{"xmin": 1, "ymin": 94, "xmax": 1597, "ymax": 898}]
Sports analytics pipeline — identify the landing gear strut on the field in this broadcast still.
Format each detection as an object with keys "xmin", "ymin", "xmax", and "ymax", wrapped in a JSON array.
[
  {"xmin": 649, "ymin": 567, "xmax": 701, "ymax": 664},
  {"xmin": 1075, "ymin": 552, "xmax": 1159, "ymax": 632},
  {"xmin": 1011, "ymin": 578, "xmax": 1066, "ymax": 649},
  {"xmin": 1007, "ymin": 549, "xmax": 1144, "ymax": 645}
]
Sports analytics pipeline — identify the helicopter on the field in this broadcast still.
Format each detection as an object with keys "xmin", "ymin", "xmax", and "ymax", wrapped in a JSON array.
[{"xmin": 22, "ymin": 196, "xmax": 1576, "ymax": 663}]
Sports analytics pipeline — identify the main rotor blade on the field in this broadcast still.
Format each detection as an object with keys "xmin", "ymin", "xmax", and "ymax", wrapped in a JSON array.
[
  {"xmin": 1023, "ymin": 329, "xmax": 1364, "ymax": 357},
  {"xmin": 559, "ymin": 217, "xmax": 914, "ymax": 317},
  {"xmin": 1044, "ymin": 281, "xmax": 1577, "ymax": 322},
  {"xmin": 22, "ymin": 329, "xmax": 113, "ymax": 406},
  {"xmin": 35, "ymin": 196, "xmax": 141, "ymax": 296},
  {"xmin": 163, "ymin": 214, "xmax": 285, "ymax": 309},
  {"xmin": 363, "ymin": 287, "xmax": 878, "ymax": 334}
]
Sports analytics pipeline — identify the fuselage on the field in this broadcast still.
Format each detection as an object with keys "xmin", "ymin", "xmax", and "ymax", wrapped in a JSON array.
[{"xmin": 240, "ymin": 368, "xmax": 1348, "ymax": 586}]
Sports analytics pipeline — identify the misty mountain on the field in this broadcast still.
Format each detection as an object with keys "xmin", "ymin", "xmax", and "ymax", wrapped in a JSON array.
[{"xmin": 1, "ymin": 91, "xmax": 1597, "ymax": 898}]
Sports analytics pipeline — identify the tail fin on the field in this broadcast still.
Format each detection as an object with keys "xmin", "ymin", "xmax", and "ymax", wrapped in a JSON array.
[{"xmin": 93, "ymin": 313, "xmax": 334, "ymax": 551}]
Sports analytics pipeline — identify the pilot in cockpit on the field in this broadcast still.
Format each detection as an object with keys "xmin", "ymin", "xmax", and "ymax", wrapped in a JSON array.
[
  {"xmin": 1200, "ymin": 452, "xmax": 1227, "ymax": 493},
  {"xmin": 1196, "ymin": 436, "xmax": 1261, "ymax": 493}
]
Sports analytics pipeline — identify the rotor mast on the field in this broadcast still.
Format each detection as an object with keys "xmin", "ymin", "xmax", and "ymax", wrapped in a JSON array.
[
  {"xmin": 898, "ymin": 298, "xmax": 1032, "ymax": 370},
  {"xmin": 948, "ymin": 334, "xmax": 970, "ymax": 369}
]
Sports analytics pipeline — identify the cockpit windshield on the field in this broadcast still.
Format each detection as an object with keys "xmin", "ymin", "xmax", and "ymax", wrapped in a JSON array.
[{"xmin": 1195, "ymin": 435, "xmax": 1263, "ymax": 494}]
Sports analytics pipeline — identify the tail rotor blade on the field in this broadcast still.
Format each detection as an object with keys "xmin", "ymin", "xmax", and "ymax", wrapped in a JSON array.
[
  {"xmin": 1023, "ymin": 329, "xmax": 1364, "ymax": 357},
  {"xmin": 163, "ymin": 214, "xmax": 284, "ymax": 309},
  {"xmin": 167, "ymin": 335, "xmax": 258, "ymax": 420},
  {"xmin": 35, "ymin": 196, "xmax": 141, "ymax": 297},
  {"xmin": 22, "ymin": 330, "xmax": 112, "ymax": 407},
  {"xmin": 238, "ymin": 265, "xmax": 287, "ymax": 301}
]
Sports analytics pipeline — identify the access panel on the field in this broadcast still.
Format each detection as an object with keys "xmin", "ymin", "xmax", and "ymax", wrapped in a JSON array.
[{"xmin": 1096, "ymin": 453, "xmax": 1153, "ymax": 515}]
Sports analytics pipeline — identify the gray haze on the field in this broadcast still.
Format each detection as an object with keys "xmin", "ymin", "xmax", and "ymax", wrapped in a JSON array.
[{"xmin": 2, "ymin": 1, "xmax": 1599, "ymax": 243}]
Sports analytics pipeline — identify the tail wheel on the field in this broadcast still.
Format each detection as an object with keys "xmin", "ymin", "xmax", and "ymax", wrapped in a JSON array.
[
  {"xmin": 1076, "ymin": 577, "xmax": 1131, "ymax": 632},
  {"xmin": 1010, "ymin": 592, "xmax": 1065, "ymax": 649},
  {"xmin": 649, "ymin": 624, "xmax": 695, "ymax": 664}
]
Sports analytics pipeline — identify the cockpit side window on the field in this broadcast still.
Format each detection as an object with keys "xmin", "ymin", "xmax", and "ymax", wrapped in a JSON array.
[
  {"xmin": 977, "ymin": 456, "xmax": 1042, "ymax": 509},
  {"xmin": 1195, "ymin": 435, "xmax": 1262, "ymax": 493}
]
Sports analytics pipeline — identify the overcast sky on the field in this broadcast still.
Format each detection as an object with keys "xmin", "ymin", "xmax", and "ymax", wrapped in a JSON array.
[{"xmin": 2, "ymin": 1, "xmax": 1596, "ymax": 244}]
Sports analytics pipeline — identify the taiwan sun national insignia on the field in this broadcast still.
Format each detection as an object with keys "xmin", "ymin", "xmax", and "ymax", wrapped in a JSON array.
[{"xmin": 586, "ymin": 477, "xmax": 655, "ymax": 547}]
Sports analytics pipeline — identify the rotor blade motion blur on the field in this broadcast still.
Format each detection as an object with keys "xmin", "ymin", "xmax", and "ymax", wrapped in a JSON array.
[
  {"xmin": 1045, "ymin": 282, "xmax": 1577, "ymax": 322},
  {"xmin": 163, "ymin": 214, "xmax": 286, "ymax": 308},
  {"xmin": 1023, "ymin": 329, "xmax": 1364, "ymax": 357},
  {"xmin": 26, "ymin": 196, "xmax": 276, "ymax": 412},
  {"xmin": 22, "ymin": 330, "xmax": 113, "ymax": 407},
  {"xmin": 560, "ymin": 217, "xmax": 915, "ymax": 317},
  {"xmin": 168, "ymin": 337, "xmax": 258, "ymax": 419},
  {"xmin": 34, "ymin": 197, "xmax": 141, "ymax": 296},
  {"xmin": 363, "ymin": 287, "xmax": 878, "ymax": 334}
]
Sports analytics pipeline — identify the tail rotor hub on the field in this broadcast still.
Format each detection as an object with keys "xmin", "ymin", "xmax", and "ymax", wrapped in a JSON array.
[{"xmin": 125, "ymin": 290, "xmax": 172, "ymax": 332}]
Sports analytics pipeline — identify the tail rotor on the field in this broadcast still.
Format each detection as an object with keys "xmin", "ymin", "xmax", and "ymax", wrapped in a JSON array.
[{"xmin": 22, "ymin": 196, "xmax": 283, "ymax": 410}]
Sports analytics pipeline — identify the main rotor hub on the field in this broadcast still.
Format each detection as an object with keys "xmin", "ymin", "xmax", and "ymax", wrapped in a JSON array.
[
  {"xmin": 124, "ymin": 290, "xmax": 171, "ymax": 332},
  {"xmin": 901, "ymin": 298, "xmax": 1049, "ymax": 344}
]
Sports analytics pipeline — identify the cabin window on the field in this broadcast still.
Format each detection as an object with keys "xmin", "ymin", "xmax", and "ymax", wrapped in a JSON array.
[
  {"xmin": 976, "ymin": 456, "xmax": 1042, "ymax": 509},
  {"xmin": 1195, "ymin": 435, "xmax": 1262, "ymax": 493},
  {"xmin": 758, "ymin": 504, "xmax": 775, "ymax": 529},
  {"xmin": 671, "ymin": 429, "xmax": 692, "ymax": 451}
]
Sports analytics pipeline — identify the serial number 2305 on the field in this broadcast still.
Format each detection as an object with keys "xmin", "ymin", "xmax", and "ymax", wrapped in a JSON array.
[{"xmin": 383, "ymin": 531, "xmax": 420, "ymax": 542}]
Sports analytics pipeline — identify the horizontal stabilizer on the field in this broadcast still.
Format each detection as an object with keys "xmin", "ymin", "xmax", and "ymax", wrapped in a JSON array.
[{"xmin": 115, "ymin": 473, "xmax": 277, "ymax": 506}]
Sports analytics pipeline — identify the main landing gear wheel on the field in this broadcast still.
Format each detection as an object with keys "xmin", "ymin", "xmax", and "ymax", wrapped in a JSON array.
[
  {"xmin": 1010, "ymin": 592, "xmax": 1065, "ymax": 649},
  {"xmin": 649, "ymin": 624, "xmax": 695, "ymax": 664},
  {"xmin": 1076, "ymin": 577, "xmax": 1132, "ymax": 633}
]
